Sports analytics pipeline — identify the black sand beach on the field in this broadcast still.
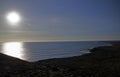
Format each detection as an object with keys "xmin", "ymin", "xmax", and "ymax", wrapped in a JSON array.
[{"xmin": 0, "ymin": 42, "xmax": 120, "ymax": 77}]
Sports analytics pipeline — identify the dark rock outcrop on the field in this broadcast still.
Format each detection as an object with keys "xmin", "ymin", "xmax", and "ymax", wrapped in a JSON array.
[
  {"xmin": 0, "ymin": 53, "xmax": 32, "ymax": 77},
  {"xmin": 0, "ymin": 46, "xmax": 120, "ymax": 77}
]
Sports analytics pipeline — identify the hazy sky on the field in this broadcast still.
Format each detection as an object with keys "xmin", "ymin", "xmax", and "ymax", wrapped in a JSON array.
[{"xmin": 0, "ymin": 0, "xmax": 120, "ymax": 42}]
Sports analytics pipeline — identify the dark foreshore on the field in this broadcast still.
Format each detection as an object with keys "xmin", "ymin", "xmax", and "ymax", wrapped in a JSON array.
[{"xmin": 0, "ymin": 42, "xmax": 120, "ymax": 77}]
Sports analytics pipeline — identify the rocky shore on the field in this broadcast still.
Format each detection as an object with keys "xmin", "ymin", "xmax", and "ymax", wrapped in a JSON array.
[{"xmin": 0, "ymin": 45, "xmax": 120, "ymax": 77}]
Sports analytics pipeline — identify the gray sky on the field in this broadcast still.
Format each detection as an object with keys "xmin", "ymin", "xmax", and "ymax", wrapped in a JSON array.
[{"xmin": 0, "ymin": 0, "xmax": 120, "ymax": 42}]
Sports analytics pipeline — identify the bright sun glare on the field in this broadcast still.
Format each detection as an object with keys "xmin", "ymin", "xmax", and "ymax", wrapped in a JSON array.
[
  {"xmin": 6, "ymin": 12, "xmax": 21, "ymax": 24},
  {"xmin": 2, "ymin": 42, "xmax": 24, "ymax": 59}
]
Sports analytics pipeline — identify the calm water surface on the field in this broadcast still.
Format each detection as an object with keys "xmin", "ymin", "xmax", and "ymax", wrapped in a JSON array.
[{"xmin": 0, "ymin": 41, "xmax": 111, "ymax": 62}]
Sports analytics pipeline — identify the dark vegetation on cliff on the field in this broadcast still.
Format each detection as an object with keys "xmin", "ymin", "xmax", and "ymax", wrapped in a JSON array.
[{"xmin": 0, "ymin": 43, "xmax": 120, "ymax": 77}]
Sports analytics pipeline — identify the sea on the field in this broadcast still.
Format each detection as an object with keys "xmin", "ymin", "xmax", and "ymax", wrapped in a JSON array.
[{"xmin": 0, "ymin": 41, "xmax": 111, "ymax": 62}]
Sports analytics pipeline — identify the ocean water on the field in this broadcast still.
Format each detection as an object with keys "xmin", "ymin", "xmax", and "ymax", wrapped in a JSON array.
[{"xmin": 0, "ymin": 41, "xmax": 111, "ymax": 62}]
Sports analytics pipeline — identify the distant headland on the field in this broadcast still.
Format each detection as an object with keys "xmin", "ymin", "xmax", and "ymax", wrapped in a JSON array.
[{"xmin": 0, "ymin": 41, "xmax": 120, "ymax": 77}]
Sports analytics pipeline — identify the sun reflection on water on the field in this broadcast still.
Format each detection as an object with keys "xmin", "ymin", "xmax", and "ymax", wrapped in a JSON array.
[{"xmin": 2, "ymin": 42, "xmax": 26, "ymax": 60}]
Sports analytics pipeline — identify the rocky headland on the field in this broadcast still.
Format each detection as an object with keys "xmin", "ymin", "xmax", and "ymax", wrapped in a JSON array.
[{"xmin": 0, "ymin": 42, "xmax": 120, "ymax": 77}]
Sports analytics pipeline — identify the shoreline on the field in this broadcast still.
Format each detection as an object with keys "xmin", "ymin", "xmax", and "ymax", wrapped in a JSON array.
[{"xmin": 0, "ymin": 42, "xmax": 120, "ymax": 77}]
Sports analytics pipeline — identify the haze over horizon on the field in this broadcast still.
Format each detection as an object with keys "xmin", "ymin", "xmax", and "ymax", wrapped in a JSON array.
[{"xmin": 0, "ymin": 0, "xmax": 120, "ymax": 42}]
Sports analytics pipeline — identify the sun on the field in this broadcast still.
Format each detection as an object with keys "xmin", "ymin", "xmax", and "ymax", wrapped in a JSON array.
[{"xmin": 6, "ymin": 12, "xmax": 21, "ymax": 24}]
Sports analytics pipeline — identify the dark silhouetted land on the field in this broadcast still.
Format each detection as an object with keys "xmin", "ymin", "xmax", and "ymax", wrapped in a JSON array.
[{"xmin": 0, "ymin": 42, "xmax": 120, "ymax": 77}]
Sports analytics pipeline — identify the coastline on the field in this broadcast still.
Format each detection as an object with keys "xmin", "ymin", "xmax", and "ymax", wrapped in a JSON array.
[{"xmin": 0, "ymin": 42, "xmax": 120, "ymax": 77}]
